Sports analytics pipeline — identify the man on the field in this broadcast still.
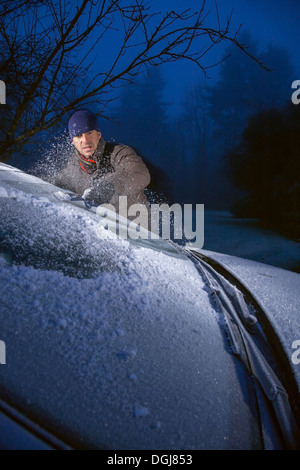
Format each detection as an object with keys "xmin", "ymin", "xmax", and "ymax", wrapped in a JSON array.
[{"xmin": 55, "ymin": 109, "xmax": 151, "ymax": 210}]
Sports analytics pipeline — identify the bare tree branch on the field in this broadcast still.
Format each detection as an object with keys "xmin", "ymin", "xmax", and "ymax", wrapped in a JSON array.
[{"xmin": 0, "ymin": 0, "xmax": 266, "ymax": 160}]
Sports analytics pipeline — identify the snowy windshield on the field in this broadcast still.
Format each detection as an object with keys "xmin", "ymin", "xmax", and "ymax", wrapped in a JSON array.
[
  {"xmin": 0, "ymin": 165, "xmax": 264, "ymax": 449},
  {"xmin": 0, "ymin": 166, "xmax": 183, "ymax": 278}
]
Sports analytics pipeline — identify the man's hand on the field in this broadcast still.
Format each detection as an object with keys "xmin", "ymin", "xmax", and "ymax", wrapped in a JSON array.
[{"xmin": 83, "ymin": 180, "xmax": 114, "ymax": 205}]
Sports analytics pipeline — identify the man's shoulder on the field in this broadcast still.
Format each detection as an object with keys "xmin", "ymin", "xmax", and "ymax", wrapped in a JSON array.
[
  {"xmin": 101, "ymin": 141, "xmax": 137, "ymax": 164},
  {"xmin": 108, "ymin": 142, "xmax": 138, "ymax": 158},
  {"xmin": 102, "ymin": 139, "xmax": 135, "ymax": 151},
  {"xmin": 115, "ymin": 142, "xmax": 137, "ymax": 152}
]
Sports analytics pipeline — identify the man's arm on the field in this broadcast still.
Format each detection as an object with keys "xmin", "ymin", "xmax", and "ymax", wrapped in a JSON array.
[
  {"xmin": 54, "ymin": 159, "xmax": 90, "ymax": 195},
  {"xmin": 108, "ymin": 144, "xmax": 151, "ymax": 202}
]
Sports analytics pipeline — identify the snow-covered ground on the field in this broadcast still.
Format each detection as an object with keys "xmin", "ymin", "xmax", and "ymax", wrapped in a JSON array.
[{"xmin": 202, "ymin": 210, "xmax": 300, "ymax": 273}]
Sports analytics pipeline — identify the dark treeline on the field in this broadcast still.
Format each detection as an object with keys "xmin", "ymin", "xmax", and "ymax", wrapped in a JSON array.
[{"xmin": 227, "ymin": 103, "xmax": 300, "ymax": 240}]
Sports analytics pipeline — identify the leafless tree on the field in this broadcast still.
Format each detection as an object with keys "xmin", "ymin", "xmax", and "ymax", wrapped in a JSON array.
[{"xmin": 0, "ymin": 0, "xmax": 264, "ymax": 161}]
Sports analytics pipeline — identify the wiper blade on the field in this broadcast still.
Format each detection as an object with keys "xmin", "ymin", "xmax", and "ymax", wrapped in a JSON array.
[{"xmin": 188, "ymin": 251, "xmax": 300, "ymax": 450}]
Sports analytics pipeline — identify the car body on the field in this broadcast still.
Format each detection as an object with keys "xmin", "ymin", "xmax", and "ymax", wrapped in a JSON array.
[{"xmin": 0, "ymin": 162, "xmax": 299, "ymax": 450}]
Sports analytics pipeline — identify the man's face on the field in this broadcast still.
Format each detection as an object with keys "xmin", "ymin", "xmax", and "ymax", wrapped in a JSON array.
[{"xmin": 72, "ymin": 130, "xmax": 101, "ymax": 157}]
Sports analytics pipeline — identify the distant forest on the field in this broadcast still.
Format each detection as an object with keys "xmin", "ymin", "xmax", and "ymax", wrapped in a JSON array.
[{"xmin": 98, "ymin": 32, "xmax": 299, "ymax": 239}]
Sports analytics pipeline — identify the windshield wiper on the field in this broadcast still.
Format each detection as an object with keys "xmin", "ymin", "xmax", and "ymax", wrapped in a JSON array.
[{"xmin": 187, "ymin": 250, "xmax": 300, "ymax": 450}]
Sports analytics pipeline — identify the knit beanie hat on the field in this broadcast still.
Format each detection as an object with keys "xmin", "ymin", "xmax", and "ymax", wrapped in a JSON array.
[{"xmin": 68, "ymin": 109, "xmax": 101, "ymax": 139}]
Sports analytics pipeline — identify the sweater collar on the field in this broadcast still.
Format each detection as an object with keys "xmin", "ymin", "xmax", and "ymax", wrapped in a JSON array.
[{"xmin": 74, "ymin": 137, "xmax": 106, "ymax": 174}]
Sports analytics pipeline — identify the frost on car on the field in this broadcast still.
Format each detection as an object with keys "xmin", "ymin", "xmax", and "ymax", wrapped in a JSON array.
[{"xmin": 0, "ymin": 163, "xmax": 299, "ymax": 450}]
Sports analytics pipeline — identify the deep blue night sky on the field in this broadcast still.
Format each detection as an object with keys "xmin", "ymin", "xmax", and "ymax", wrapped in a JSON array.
[
  {"xmin": 79, "ymin": 0, "xmax": 300, "ymax": 116},
  {"xmin": 156, "ymin": 0, "xmax": 300, "ymax": 113}
]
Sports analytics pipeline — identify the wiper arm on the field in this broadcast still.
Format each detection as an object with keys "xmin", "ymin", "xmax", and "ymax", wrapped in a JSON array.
[{"xmin": 188, "ymin": 251, "xmax": 300, "ymax": 450}]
